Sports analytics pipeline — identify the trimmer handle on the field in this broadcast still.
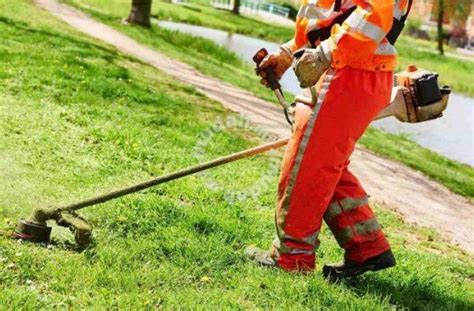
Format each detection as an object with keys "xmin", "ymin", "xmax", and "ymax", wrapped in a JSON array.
[{"xmin": 253, "ymin": 48, "xmax": 281, "ymax": 91}]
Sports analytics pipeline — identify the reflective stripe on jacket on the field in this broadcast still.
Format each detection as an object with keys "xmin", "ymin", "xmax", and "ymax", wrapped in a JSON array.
[{"xmin": 287, "ymin": 0, "xmax": 409, "ymax": 71}]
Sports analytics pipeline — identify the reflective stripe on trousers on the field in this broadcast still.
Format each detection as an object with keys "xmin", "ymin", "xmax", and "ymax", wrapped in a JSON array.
[
  {"xmin": 325, "ymin": 195, "xmax": 383, "ymax": 247},
  {"xmin": 274, "ymin": 69, "xmax": 336, "ymax": 260},
  {"xmin": 323, "ymin": 165, "xmax": 391, "ymax": 262}
]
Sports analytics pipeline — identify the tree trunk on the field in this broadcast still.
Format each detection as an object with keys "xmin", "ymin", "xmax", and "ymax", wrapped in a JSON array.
[
  {"xmin": 232, "ymin": 0, "xmax": 240, "ymax": 15},
  {"xmin": 437, "ymin": 0, "xmax": 445, "ymax": 55},
  {"xmin": 126, "ymin": 0, "xmax": 152, "ymax": 27}
]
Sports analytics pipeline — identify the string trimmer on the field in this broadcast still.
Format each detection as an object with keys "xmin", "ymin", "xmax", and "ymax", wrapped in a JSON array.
[
  {"xmin": 13, "ymin": 138, "xmax": 289, "ymax": 248},
  {"xmin": 12, "ymin": 49, "xmax": 450, "ymax": 249}
]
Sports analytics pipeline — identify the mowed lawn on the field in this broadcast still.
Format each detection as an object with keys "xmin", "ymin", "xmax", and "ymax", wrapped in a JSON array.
[{"xmin": 0, "ymin": 1, "xmax": 473, "ymax": 309}]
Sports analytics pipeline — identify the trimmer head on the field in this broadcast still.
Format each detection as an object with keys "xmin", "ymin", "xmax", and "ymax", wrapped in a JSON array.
[
  {"xmin": 13, "ymin": 219, "xmax": 52, "ymax": 243},
  {"xmin": 13, "ymin": 209, "xmax": 92, "ymax": 249}
]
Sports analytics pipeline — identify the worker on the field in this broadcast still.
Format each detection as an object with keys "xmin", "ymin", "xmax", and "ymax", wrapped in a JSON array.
[{"xmin": 247, "ymin": 0, "xmax": 411, "ymax": 280}]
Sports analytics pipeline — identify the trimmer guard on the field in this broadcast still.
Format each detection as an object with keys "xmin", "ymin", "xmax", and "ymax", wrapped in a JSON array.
[
  {"xmin": 56, "ymin": 211, "xmax": 92, "ymax": 249},
  {"xmin": 13, "ymin": 220, "xmax": 52, "ymax": 243}
]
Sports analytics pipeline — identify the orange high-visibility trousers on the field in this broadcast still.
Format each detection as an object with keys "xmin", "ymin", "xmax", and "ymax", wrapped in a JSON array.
[{"xmin": 273, "ymin": 67, "xmax": 392, "ymax": 271}]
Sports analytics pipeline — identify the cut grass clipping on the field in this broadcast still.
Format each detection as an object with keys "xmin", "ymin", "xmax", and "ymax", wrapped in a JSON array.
[{"xmin": 0, "ymin": 0, "xmax": 473, "ymax": 309}]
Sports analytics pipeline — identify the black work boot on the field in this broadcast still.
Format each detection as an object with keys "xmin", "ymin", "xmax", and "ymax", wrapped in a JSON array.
[
  {"xmin": 323, "ymin": 249, "xmax": 396, "ymax": 282},
  {"xmin": 245, "ymin": 246, "xmax": 276, "ymax": 267}
]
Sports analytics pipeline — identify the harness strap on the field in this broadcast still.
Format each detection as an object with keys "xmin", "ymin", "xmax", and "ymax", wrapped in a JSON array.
[
  {"xmin": 308, "ymin": 0, "xmax": 413, "ymax": 47},
  {"xmin": 401, "ymin": 0, "xmax": 413, "ymax": 22},
  {"xmin": 386, "ymin": 0, "xmax": 413, "ymax": 44},
  {"xmin": 307, "ymin": 6, "xmax": 356, "ymax": 47}
]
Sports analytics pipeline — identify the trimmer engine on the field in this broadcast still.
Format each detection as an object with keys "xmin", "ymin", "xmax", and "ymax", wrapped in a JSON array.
[
  {"xmin": 291, "ymin": 64, "xmax": 451, "ymax": 124},
  {"xmin": 377, "ymin": 65, "xmax": 451, "ymax": 123}
]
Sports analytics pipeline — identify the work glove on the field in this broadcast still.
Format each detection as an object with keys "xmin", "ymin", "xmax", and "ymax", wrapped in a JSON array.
[
  {"xmin": 257, "ymin": 47, "xmax": 293, "ymax": 88},
  {"xmin": 293, "ymin": 44, "xmax": 331, "ymax": 88}
]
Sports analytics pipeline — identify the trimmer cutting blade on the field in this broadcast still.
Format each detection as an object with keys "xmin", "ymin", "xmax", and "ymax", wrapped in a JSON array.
[
  {"xmin": 13, "ymin": 219, "xmax": 52, "ymax": 243},
  {"xmin": 12, "ymin": 209, "xmax": 92, "ymax": 249}
]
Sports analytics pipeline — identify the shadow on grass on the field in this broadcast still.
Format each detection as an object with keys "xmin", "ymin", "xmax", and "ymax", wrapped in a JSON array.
[
  {"xmin": 0, "ymin": 16, "xmax": 119, "ymax": 58},
  {"xmin": 206, "ymin": 6, "xmax": 288, "ymax": 27},
  {"xmin": 0, "ymin": 14, "xmax": 175, "ymax": 103},
  {"xmin": 179, "ymin": 4, "xmax": 203, "ymax": 13},
  {"xmin": 344, "ymin": 275, "xmax": 473, "ymax": 310},
  {"xmin": 0, "ymin": 233, "xmax": 88, "ymax": 253},
  {"xmin": 0, "ymin": 15, "xmax": 150, "ymax": 68}
]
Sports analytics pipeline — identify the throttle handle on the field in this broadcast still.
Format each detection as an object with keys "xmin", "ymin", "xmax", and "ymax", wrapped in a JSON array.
[{"xmin": 252, "ymin": 48, "xmax": 281, "ymax": 91}]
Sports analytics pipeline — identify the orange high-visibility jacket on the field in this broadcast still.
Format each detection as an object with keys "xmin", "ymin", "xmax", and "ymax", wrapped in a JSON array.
[{"xmin": 285, "ymin": 0, "xmax": 410, "ymax": 71}]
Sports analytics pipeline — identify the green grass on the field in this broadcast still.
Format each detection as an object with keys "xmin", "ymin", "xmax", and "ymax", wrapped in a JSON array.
[
  {"xmin": 0, "ymin": 0, "xmax": 474, "ymax": 309},
  {"xmin": 65, "ymin": 0, "xmax": 474, "ymax": 198},
  {"xmin": 152, "ymin": 1, "xmax": 294, "ymax": 42},
  {"xmin": 70, "ymin": 0, "xmax": 294, "ymax": 41},
  {"xmin": 66, "ymin": 0, "xmax": 278, "ymax": 104},
  {"xmin": 0, "ymin": 1, "xmax": 474, "ymax": 310}
]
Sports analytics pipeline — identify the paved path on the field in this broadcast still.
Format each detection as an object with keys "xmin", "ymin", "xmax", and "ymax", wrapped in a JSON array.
[{"xmin": 36, "ymin": 0, "xmax": 474, "ymax": 254}]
